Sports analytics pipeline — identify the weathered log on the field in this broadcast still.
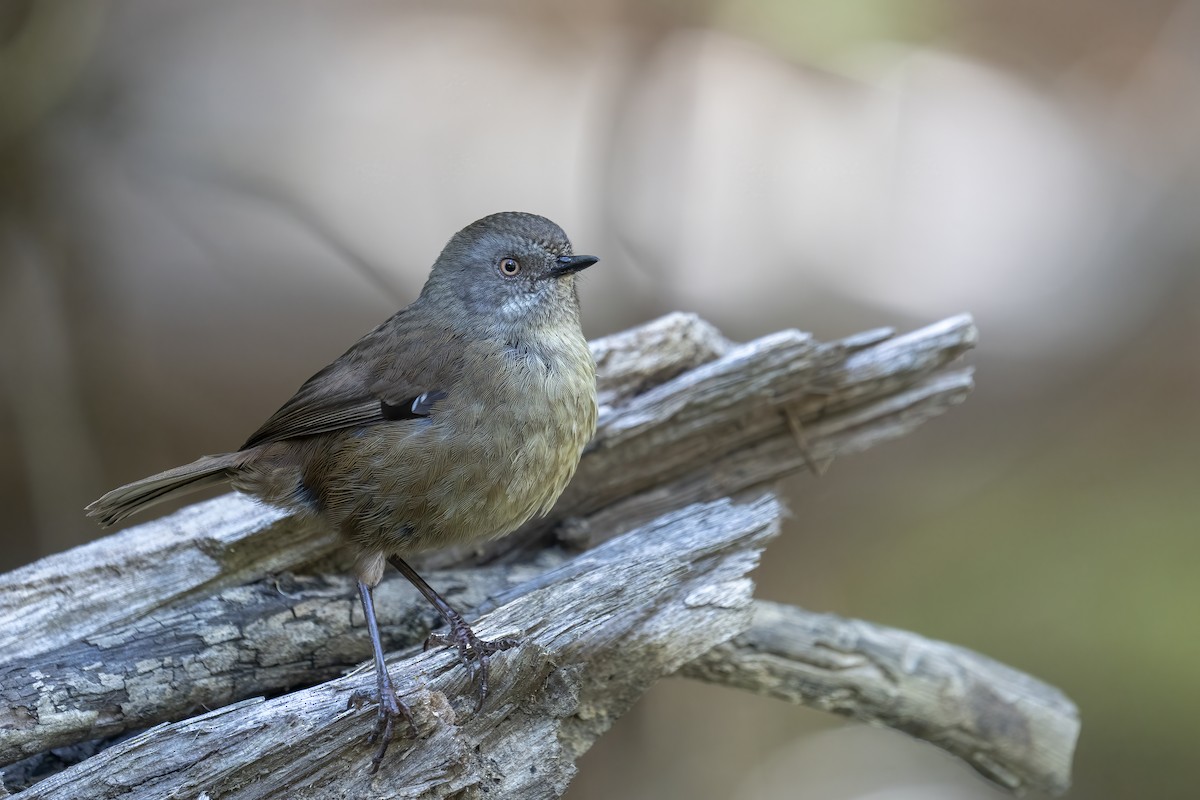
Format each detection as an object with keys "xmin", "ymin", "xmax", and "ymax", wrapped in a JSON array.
[
  {"xmin": 11, "ymin": 495, "xmax": 783, "ymax": 799},
  {"xmin": 0, "ymin": 312, "xmax": 1076, "ymax": 797}
]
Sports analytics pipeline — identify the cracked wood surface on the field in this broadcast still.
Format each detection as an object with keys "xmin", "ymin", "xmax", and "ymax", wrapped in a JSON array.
[
  {"xmin": 0, "ymin": 312, "xmax": 1076, "ymax": 797},
  {"xmin": 681, "ymin": 600, "xmax": 1080, "ymax": 796},
  {"xmin": 12, "ymin": 495, "xmax": 782, "ymax": 799}
]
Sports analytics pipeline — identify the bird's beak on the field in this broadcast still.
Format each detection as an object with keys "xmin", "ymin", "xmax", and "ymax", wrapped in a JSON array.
[{"xmin": 551, "ymin": 254, "xmax": 599, "ymax": 277}]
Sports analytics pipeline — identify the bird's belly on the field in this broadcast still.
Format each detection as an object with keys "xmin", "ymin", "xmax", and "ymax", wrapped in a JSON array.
[{"xmin": 325, "ymin": 367, "xmax": 596, "ymax": 556}]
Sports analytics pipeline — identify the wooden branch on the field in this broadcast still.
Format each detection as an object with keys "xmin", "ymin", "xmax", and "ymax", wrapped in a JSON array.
[
  {"xmin": 680, "ymin": 600, "xmax": 1079, "ymax": 796},
  {"xmin": 0, "ymin": 499, "xmax": 323, "ymax": 666},
  {"xmin": 10, "ymin": 494, "xmax": 783, "ymax": 799},
  {"xmin": 0, "ymin": 312, "xmax": 974, "ymax": 658},
  {"xmin": 0, "ymin": 312, "xmax": 1074, "ymax": 798},
  {"xmin": 0, "ymin": 563, "xmax": 535, "ymax": 766}
]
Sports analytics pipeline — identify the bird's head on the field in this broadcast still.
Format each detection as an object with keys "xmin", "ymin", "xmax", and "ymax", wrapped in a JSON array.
[{"xmin": 423, "ymin": 212, "xmax": 598, "ymax": 333}]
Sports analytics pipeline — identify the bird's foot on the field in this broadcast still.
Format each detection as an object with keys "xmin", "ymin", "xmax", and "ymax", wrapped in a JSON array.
[
  {"xmin": 425, "ymin": 616, "xmax": 519, "ymax": 712},
  {"xmin": 348, "ymin": 670, "xmax": 416, "ymax": 773}
]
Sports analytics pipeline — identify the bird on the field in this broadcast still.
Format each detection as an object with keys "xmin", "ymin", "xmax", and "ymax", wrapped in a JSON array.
[{"xmin": 86, "ymin": 211, "xmax": 599, "ymax": 771}]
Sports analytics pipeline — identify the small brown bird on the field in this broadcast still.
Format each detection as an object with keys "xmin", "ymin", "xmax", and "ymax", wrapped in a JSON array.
[{"xmin": 87, "ymin": 212, "xmax": 599, "ymax": 771}]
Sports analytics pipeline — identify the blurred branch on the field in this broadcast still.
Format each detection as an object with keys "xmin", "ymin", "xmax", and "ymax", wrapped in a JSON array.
[
  {"xmin": 124, "ymin": 159, "xmax": 409, "ymax": 306},
  {"xmin": 189, "ymin": 167, "xmax": 408, "ymax": 306},
  {"xmin": 0, "ymin": 312, "xmax": 1073, "ymax": 799},
  {"xmin": 681, "ymin": 600, "xmax": 1079, "ymax": 796}
]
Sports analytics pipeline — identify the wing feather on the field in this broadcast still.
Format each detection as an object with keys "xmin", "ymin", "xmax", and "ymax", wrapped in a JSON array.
[{"xmin": 240, "ymin": 312, "xmax": 456, "ymax": 449}]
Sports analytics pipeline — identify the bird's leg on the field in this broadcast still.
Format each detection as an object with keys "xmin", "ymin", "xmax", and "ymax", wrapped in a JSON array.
[
  {"xmin": 352, "ymin": 579, "xmax": 416, "ymax": 773},
  {"xmin": 388, "ymin": 554, "xmax": 518, "ymax": 712}
]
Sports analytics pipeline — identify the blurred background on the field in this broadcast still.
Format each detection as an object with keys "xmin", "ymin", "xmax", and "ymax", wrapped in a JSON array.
[{"xmin": 2, "ymin": 0, "xmax": 1197, "ymax": 797}]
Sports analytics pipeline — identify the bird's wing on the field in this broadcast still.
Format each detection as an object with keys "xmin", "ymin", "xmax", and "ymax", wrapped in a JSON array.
[{"xmin": 240, "ymin": 319, "xmax": 458, "ymax": 450}]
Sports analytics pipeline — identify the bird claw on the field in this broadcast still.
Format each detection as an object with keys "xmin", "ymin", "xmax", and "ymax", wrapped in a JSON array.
[
  {"xmin": 368, "ymin": 689, "xmax": 416, "ymax": 773},
  {"xmin": 425, "ymin": 622, "xmax": 519, "ymax": 712},
  {"xmin": 348, "ymin": 677, "xmax": 416, "ymax": 773}
]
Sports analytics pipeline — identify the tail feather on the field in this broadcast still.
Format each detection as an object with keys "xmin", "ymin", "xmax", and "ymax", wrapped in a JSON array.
[{"xmin": 86, "ymin": 453, "xmax": 240, "ymax": 527}]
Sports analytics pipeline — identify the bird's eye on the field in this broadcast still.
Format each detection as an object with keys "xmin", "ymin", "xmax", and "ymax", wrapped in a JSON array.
[{"xmin": 498, "ymin": 257, "xmax": 521, "ymax": 277}]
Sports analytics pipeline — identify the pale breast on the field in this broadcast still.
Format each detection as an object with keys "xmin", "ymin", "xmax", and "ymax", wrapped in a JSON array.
[
  {"xmin": 424, "ymin": 334, "xmax": 596, "ymax": 545},
  {"xmin": 330, "ymin": 332, "xmax": 597, "ymax": 555}
]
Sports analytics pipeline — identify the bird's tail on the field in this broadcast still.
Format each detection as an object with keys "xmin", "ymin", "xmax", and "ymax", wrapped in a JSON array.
[{"xmin": 86, "ymin": 453, "xmax": 241, "ymax": 527}]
